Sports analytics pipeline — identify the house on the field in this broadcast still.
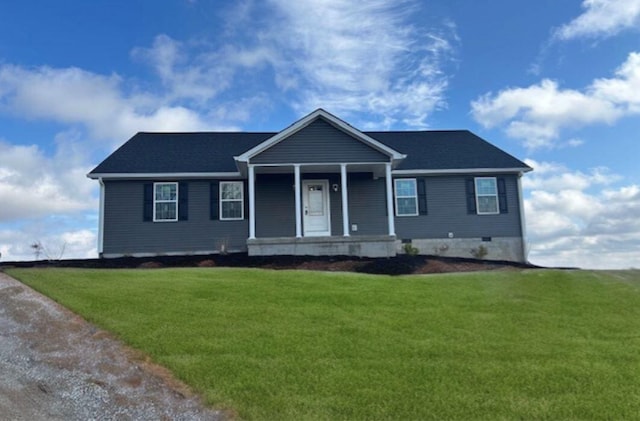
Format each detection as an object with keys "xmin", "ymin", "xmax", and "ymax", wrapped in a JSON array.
[{"xmin": 88, "ymin": 109, "xmax": 532, "ymax": 262}]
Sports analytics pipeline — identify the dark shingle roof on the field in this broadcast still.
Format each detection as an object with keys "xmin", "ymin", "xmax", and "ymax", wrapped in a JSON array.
[
  {"xmin": 89, "ymin": 130, "xmax": 530, "ymax": 175},
  {"xmin": 367, "ymin": 130, "xmax": 529, "ymax": 171},
  {"xmin": 90, "ymin": 132, "xmax": 272, "ymax": 174}
]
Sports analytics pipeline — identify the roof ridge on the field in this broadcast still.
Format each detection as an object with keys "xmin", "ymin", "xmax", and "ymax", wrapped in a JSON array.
[
  {"xmin": 364, "ymin": 129, "xmax": 470, "ymax": 133},
  {"xmin": 134, "ymin": 129, "xmax": 472, "ymax": 135}
]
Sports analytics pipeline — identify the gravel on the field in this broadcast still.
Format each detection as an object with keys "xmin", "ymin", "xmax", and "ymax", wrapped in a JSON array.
[{"xmin": 0, "ymin": 272, "xmax": 225, "ymax": 421}]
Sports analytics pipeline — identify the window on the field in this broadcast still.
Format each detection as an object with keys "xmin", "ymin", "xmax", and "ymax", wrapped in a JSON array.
[
  {"xmin": 394, "ymin": 179, "xmax": 418, "ymax": 216},
  {"xmin": 220, "ymin": 181, "xmax": 244, "ymax": 220},
  {"xmin": 154, "ymin": 182, "xmax": 178, "ymax": 221},
  {"xmin": 475, "ymin": 177, "xmax": 499, "ymax": 214}
]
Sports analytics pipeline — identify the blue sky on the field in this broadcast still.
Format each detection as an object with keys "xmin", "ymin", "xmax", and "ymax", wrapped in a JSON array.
[{"xmin": 0, "ymin": 0, "xmax": 638, "ymax": 268}]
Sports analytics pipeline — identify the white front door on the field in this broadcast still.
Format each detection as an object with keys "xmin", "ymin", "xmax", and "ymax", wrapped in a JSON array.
[{"xmin": 302, "ymin": 180, "xmax": 331, "ymax": 236}]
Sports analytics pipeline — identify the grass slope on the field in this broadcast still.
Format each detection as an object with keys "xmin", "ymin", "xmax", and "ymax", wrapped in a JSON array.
[{"xmin": 8, "ymin": 268, "xmax": 640, "ymax": 420}]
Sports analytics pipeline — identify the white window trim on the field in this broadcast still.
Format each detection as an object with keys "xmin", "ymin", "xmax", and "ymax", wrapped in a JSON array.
[
  {"xmin": 394, "ymin": 178, "xmax": 418, "ymax": 217},
  {"xmin": 220, "ymin": 181, "xmax": 244, "ymax": 221},
  {"xmin": 475, "ymin": 177, "xmax": 499, "ymax": 215},
  {"xmin": 153, "ymin": 182, "xmax": 178, "ymax": 222}
]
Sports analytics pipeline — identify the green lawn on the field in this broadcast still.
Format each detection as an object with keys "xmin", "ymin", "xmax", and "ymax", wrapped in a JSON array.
[{"xmin": 8, "ymin": 267, "xmax": 640, "ymax": 420}]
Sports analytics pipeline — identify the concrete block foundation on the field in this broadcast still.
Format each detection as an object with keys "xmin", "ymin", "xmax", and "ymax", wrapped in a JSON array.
[
  {"xmin": 247, "ymin": 235, "xmax": 396, "ymax": 258},
  {"xmin": 397, "ymin": 236, "xmax": 525, "ymax": 263}
]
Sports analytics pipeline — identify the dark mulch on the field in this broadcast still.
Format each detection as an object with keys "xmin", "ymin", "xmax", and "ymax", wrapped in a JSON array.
[{"xmin": 1, "ymin": 253, "xmax": 538, "ymax": 275}]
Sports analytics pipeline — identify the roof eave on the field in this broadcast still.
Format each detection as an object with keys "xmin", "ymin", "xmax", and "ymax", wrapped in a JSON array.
[
  {"xmin": 87, "ymin": 171, "xmax": 243, "ymax": 180},
  {"xmin": 392, "ymin": 167, "xmax": 533, "ymax": 175}
]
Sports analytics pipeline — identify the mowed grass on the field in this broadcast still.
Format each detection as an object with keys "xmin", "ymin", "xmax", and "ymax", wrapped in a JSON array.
[{"xmin": 8, "ymin": 267, "xmax": 640, "ymax": 420}]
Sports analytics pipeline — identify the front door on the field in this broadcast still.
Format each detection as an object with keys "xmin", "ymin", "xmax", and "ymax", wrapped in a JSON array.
[{"xmin": 302, "ymin": 180, "xmax": 331, "ymax": 236}]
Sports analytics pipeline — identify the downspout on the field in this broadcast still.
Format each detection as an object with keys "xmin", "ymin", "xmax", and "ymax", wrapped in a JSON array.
[
  {"xmin": 517, "ymin": 173, "xmax": 528, "ymax": 263},
  {"xmin": 98, "ymin": 177, "xmax": 105, "ymax": 257}
]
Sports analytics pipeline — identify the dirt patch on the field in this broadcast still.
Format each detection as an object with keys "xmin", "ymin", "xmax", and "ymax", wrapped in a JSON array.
[
  {"xmin": 197, "ymin": 259, "xmax": 217, "ymax": 268},
  {"xmin": 0, "ymin": 272, "xmax": 224, "ymax": 420},
  {"xmin": 137, "ymin": 261, "xmax": 165, "ymax": 269}
]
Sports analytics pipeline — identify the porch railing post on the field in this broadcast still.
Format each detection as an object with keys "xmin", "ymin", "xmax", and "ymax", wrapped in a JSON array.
[
  {"xmin": 385, "ymin": 163, "xmax": 396, "ymax": 236},
  {"xmin": 341, "ymin": 163, "xmax": 349, "ymax": 237}
]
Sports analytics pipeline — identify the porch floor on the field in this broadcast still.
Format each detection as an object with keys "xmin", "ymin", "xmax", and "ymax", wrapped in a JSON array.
[{"xmin": 247, "ymin": 235, "xmax": 396, "ymax": 258}]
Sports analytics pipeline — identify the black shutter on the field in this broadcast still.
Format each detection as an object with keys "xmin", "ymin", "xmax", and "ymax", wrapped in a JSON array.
[
  {"xmin": 178, "ymin": 182, "xmax": 188, "ymax": 220},
  {"xmin": 143, "ymin": 183, "xmax": 153, "ymax": 221},
  {"xmin": 417, "ymin": 178, "xmax": 428, "ymax": 215},
  {"xmin": 466, "ymin": 178, "xmax": 477, "ymax": 214},
  {"xmin": 497, "ymin": 178, "xmax": 508, "ymax": 214},
  {"xmin": 210, "ymin": 182, "xmax": 219, "ymax": 220}
]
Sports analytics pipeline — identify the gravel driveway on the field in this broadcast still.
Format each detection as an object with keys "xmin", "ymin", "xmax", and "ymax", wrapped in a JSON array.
[{"xmin": 0, "ymin": 272, "xmax": 224, "ymax": 421}]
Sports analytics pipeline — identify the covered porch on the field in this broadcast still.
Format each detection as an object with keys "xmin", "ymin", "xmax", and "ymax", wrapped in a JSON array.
[{"xmin": 245, "ymin": 162, "xmax": 397, "ymax": 257}]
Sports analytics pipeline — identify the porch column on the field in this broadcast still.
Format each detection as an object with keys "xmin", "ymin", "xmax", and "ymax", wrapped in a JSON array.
[
  {"xmin": 385, "ymin": 163, "xmax": 396, "ymax": 236},
  {"xmin": 294, "ymin": 164, "xmax": 302, "ymax": 238},
  {"xmin": 341, "ymin": 164, "xmax": 349, "ymax": 237},
  {"xmin": 248, "ymin": 164, "xmax": 256, "ymax": 239}
]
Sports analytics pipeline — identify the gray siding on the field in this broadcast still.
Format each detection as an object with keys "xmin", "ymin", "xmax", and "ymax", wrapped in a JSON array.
[
  {"xmin": 103, "ymin": 180, "xmax": 248, "ymax": 255},
  {"xmin": 251, "ymin": 119, "xmax": 390, "ymax": 164},
  {"xmin": 102, "ymin": 174, "xmax": 523, "ymax": 256},
  {"xmin": 255, "ymin": 174, "xmax": 296, "ymax": 237},
  {"xmin": 394, "ymin": 175, "xmax": 522, "ymax": 240},
  {"xmin": 347, "ymin": 175, "xmax": 388, "ymax": 235}
]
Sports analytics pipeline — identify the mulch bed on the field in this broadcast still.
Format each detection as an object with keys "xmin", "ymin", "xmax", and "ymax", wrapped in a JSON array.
[{"xmin": 1, "ymin": 253, "xmax": 538, "ymax": 275}]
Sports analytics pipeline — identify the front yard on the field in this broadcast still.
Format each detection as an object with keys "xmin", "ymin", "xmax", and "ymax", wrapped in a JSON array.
[{"xmin": 8, "ymin": 267, "xmax": 640, "ymax": 420}]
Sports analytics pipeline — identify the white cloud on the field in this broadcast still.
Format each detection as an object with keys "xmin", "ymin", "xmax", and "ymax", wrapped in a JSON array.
[
  {"xmin": 524, "ymin": 160, "xmax": 640, "ymax": 269},
  {"xmin": 471, "ymin": 52, "xmax": 640, "ymax": 149},
  {"xmin": 0, "ymin": 226, "xmax": 97, "ymax": 262},
  {"xmin": 523, "ymin": 159, "xmax": 621, "ymax": 191},
  {"xmin": 0, "ymin": 137, "xmax": 95, "ymax": 222},
  {"xmin": 0, "ymin": 131, "xmax": 101, "ymax": 262},
  {"xmin": 131, "ymin": 35, "xmax": 235, "ymax": 104},
  {"xmin": 0, "ymin": 64, "xmax": 220, "ymax": 145},
  {"xmin": 264, "ymin": 0, "xmax": 458, "ymax": 128},
  {"xmin": 120, "ymin": 1, "xmax": 460, "ymax": 130},
  {"xmin": 554, "ymin": 0, "xmax": 640, "ymax": 41},
  {"xmin": 565, "ymin": 138, "xmax": 584, "ymax": 147},
  {"xmin": 591, "ymin": 51, "xmax": 640, "ymax": 111},
  {"xmin": 133, "ymin": 0, "xmax": 458, "ymax": 129}
]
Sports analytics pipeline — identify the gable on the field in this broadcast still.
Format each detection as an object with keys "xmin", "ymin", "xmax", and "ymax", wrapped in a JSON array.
[{"xmin": 250, "ymin": 118, "xmax": 390, "ymax": 164}]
